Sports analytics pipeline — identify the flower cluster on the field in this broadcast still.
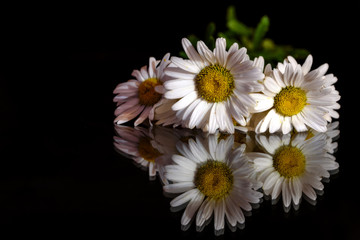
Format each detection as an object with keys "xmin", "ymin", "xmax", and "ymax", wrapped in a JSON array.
[
  {"xmin": 114, "ymin": 122, "xmax": 340, "ymax": 235},
  {"xmin": 113, "ymin": 37, "xmax": 340, "ymax": 135}
]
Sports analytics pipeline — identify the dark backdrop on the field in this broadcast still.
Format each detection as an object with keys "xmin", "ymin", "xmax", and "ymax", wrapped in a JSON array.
[{"xmin": 1, "ymin": 1, "xmax": 359, "ymax": 239}]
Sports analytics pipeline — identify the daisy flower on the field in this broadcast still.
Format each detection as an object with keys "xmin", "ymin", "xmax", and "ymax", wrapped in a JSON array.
[
  {"xmin": 247, "ymin": 132, "xmax": 339, "ymax": 211},
  {"xmin": 251, "ymin": 55, "xmax": 340, "ymax": 134},
  {"xmin": 163, "ymin": 135, "xmax": 262, "ymax": 234},
  {"xmin": 164, "ymin": 37, "xmax": 264, "ymax": 134},
  {"xmin": 113, "ymin": 53, "xmax": 172, "ymax": 126}
]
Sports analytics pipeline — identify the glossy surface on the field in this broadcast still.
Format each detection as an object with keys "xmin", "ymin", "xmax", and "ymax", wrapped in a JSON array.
[{"xmin": 1, "ymin": 1, "xmax": 358, "ymax": 239}]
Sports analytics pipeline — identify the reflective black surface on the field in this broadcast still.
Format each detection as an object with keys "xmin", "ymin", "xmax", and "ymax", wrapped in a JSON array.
[{"xmin": 1, "ymin": 1, "xmax": 359, "ymax": 239}]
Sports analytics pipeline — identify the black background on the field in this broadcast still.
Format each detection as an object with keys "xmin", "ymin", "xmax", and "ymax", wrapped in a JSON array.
[{"xmin": 1, "ymin": 1, "xmax": 359, "ymax": 239}]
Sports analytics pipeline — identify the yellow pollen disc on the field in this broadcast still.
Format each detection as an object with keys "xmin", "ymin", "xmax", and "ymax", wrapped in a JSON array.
[
  {"xmin": 195, "ymin": 64, "xmax": 234, "ymax": 103},
  {"xmin": 138, "ymin": 137, "xmax": 161, "ymax": 163},
  {"xmin": 273, "ymin": 146, "xmax": 306, "ymax": 178},
  {"xmin": 194, "ymin": 160, "xmax": 233, "ymax": 200},
  {"xmin": 274, "ymin": 86, "xmax": 307, "ymax": 116},
  {"xmin": 138, "ymin": 78, "xmax": 162, "ymax": 106}
]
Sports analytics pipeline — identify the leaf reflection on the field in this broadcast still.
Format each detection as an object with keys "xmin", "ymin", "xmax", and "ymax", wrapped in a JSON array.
[{"xmin": 113, "ymin": 122, "xmax": 339, "ymax": 235}]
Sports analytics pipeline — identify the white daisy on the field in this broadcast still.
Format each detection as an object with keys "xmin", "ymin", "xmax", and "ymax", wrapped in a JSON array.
[
  {"xmin": 248, "ymin": 132, "xmax": 339, "ymax": 211},
  {"xmin": 164, "ymin": 37, "xmax": 264, "ymax": 134},
  {"xmin": 163, "ymin": 135, "xmax": 262, "ymax": 234},
  {"xmin": 251, "ymin": 55, "xmax": 341, "ymax": 134},
  {"xmin": 113, "ymin": 53, "xmax": 172, "ymax": 126}
]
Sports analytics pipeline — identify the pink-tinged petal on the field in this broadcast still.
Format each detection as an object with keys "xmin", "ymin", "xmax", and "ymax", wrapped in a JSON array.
[
  {"xmin": 131, "ymin": 70, "xmax": 145, "ymax": 81},
  {"xmin": 140, "ymin": 65, "xmax": 149, "ymax": 80},
  {"xmin": 114, "ymin": 104, "xmax": 145, "ymax": 125},
  {"xmin": 134, "ymin": 106, "xmax": 152, "ymax": 126},
  {"xmin": 114, "ymin": 98, "xmax": 139, "ymax": 116}
]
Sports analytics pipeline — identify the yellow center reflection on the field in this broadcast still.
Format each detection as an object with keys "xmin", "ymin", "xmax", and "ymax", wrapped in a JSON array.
[{"xmin": 194, "ymin": 160, "xmax": 233, "ymax": 200}]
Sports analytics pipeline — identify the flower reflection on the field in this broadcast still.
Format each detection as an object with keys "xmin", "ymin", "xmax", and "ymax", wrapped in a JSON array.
[
  {"xmin": 113, "ymin": 124, "xmax": 196, "ymax": 183},
  {"xmin": 113, "ymin": 122, "xmax": 339, "ymax": 234},
  {"xmin": 163, "ymin": 134, "xmax": 262, "ymax": 235},
  {"xmin": 247, "ymin": 123, "xmax": 339, "ymax": 212}
]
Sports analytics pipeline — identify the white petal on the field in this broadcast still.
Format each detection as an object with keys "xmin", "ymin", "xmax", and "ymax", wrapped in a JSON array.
[
  {"xmin": 189, "ymin": 100, "xmax": 208, "ymax": 129},
  {"xmin": 170, "ymin": 188, "xmax": 199, "ymax": 207},
  {"xmin": 164, "ymin": 86, "xmax": 195, "ymax": 99},
  {"xmin": 272, "ymin": 176, "xmax": 284, "ymax": 200},
  {"xmin": 290, "ymin": 178, "xmax": 302, "ymax": 205},
  {"xmin": 182, "ymin": 38, "xmax": 205, "ymax": 70},
  {"xmin": 208, "ymin": 104, "xmax": 218, "ymax": 134},
  {"xmin": 181, "ymin": 191, "xmax": 205, "ymax": 226},
  {"xmin": 258, "ymin": 109, "xmax": 276, "ymax": 133},
  {"xmin": 292, "ymin": 114, "xmax": 308, "ymax": 132},
  {"xmin": 281, "ymin": 116, "xmax": 292, "ymax": 134},
  {"xmin": 214, "ymin": 37, "xmax": 227, "ymax": 66},
  {"xmin": 172, "ymin": 155, "xmax": 197, "ymax": 171},
  {"xmin": 264, "ymin": 76, "xmax": 281, "ymax": 93},
  {"xmin": 163, "ymin": 182, "xmax": 195, "ymax": 193},
  {"xmin": 282, "ymin": 179, "xmax": 291, "ymax": 207},
  {"xmin": 269, "ymin": 112, "xmax": 282, "ymax": 133},
  {"xmin": 169, "ymin": 57, "xmax": 200, "ymax": 74},
  {"xmin": 214, "ymin": 199, "xmax": 225, "ymax": 231},
  {"xmin": 171, "ymin": 91, "xmax": 198, "ymax": 111},
  {"xmin": 197, "ymin": 40, "xmax": 215, "ymax": 64},
  {"xmin": 301, "ymin": 54, "xmax": 313, "ymax": 75},
  {"xmin": 263, "ymin": 171, "xmax": 280, "ymax": 191}
]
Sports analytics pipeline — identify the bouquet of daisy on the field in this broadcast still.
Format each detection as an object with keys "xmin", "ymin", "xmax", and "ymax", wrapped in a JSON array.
[{"xmin": 113, "ymin": 39, "xmax": 340, "ymax": 134}]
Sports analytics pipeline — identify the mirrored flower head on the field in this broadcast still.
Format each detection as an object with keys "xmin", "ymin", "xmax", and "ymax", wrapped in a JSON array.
[
  {"xmin": 247, "ymin": 127, "xmax": 339, "ymax": 211},
  {"xmin": 163, "ymin": 134, "xmax": 262, "ymax": 234}
]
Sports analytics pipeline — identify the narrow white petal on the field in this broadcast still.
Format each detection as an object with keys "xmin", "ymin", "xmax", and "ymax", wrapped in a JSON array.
[
  {"xmin": 197, "ymin": 40, "xmax": 215, "ymax": 64},
  {"xmin": 302, "ymin": 54, "xmax": 313, "ymax": 75},
  {"xmin": 171, "ymin": 91, "xmax": 198, "ymax": 111},
  {"xmin": 282, "ymin": 116, "xmax": 292, "ymax": 134},
  {"xmin": 172, "ymin": 155, "xmax": 197, "ymax": 171},
  {"xmin": 163, "ymin": 182, "xmax": 195, "ymax": 193},
  {"xmin": 181, "ymin": 191, "xmax": 205, "ymax": 226},
  {"xmin": 165, "ymin": 86, "xmax": 195, "ymax": 99},
  {"xmin": 170, "ymin": 188, "xmax": 199, "ymax": 207},
  {"xmin": 269, "ymin": 112, "xmax": 282, "ymax": 133},
  {"xmin": 214, "ymin": 199, "xmax": 225, "ymax": 231},
  {"xmin": 282, "ymin": 179, "xmax": 291, "ymax": 207},
  {"xmin": 182, "ymin": 38, "xmax": 205, "ymax": 70}
]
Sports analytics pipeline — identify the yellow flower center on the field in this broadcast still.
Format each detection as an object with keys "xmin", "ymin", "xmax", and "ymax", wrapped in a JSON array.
[
  {"xmin": 138, "ymin": 137, "xmax": 161, "ymax": 163},
  {"xmin": 274, "ymin": 86, "xmax": 307, "ymax": 116},
  {"xmin": 273, "ymin": 145, "xmax": 306, "ymax": 178},
  {"xmin": 194, "ymin": 160, "xmax": 233, "ymax": 200},
  {"xmin": 195, "ymin": 64, "xmax": 234, "ymax": 103},
  {"xmin": 138, "ymin": 78, "xmax": 162, "ymax": 106}
]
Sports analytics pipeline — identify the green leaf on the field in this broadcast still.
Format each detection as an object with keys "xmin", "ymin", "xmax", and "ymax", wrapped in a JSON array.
[
  {"xmin": 226, "ymin": 5, "xmax": 237, "ymax": 22},
  {"xmin": 227, "ymin": 19, "xmax": 252, "ymax": 37},
  {"xmin": 253, "ymin": 15, "xmax": 270, "ymax": 50},
  {"xmin": 187, "ymin": 34, "xmax": 199, "ymax": 46},
  {"xmin": 205, "ymin": 22, "xmax": 216, "ymax": 40},
  {"xmin": 179, "ymin": 51, "xmax": 188, "ymax": 59}
]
